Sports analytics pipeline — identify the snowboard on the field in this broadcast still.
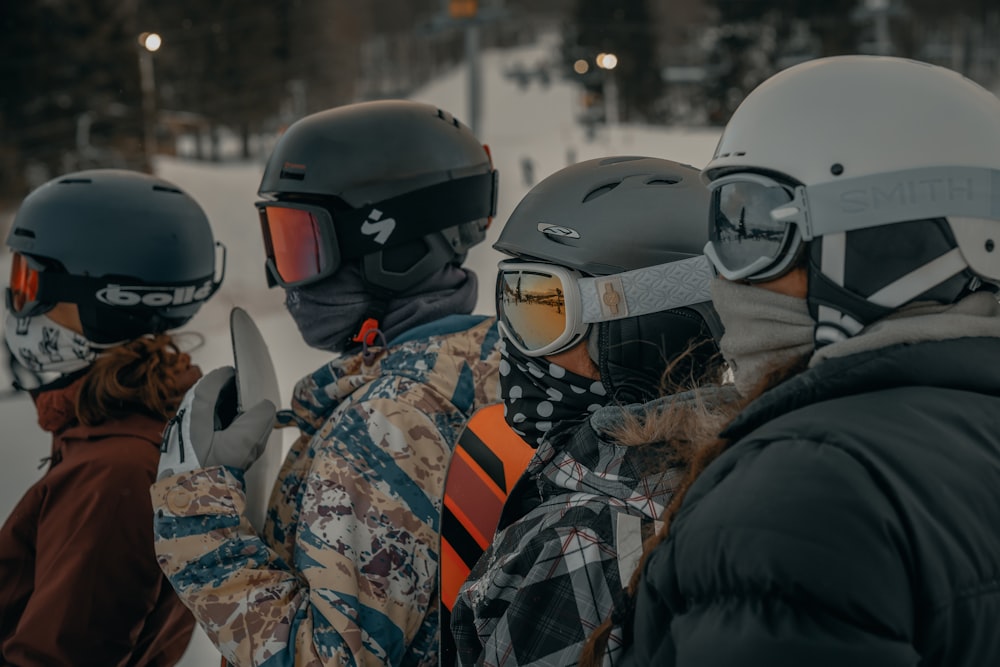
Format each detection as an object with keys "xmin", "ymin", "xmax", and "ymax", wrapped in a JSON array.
[
  {"xmin": 439, "ymin": 403, "xmax": 535, "ymax": 666},
  {"xmin": 230, "ymin": 306, "xmax": 283, "ymax": 533}
]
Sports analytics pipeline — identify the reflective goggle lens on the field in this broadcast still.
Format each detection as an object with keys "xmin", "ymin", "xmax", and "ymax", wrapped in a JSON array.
[
  {"xmin": 496, "ymin": 269, "xmax": 568, "ymax": 353},
  {"xmin": 708, "ymin": 180, "xmax": 794, "ymax": 278},
  {"xmin": 259, "ymin": 206, "xmax": 328, "ymax": 285},
  {"xmin": 9, "ymin": 253, "xmax": 40, "ymax": 314}
]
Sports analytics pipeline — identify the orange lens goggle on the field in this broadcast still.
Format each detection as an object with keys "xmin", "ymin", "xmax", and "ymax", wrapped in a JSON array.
[
  {"xmin": 255, "ymin": 170, "xmax": 499, "ymax": 289},
  {"xmin": 257, "ymin": 203, "xmax": 339, "ymax": 288},
  {"xmin": 8, "ymin": 252, "xmax": 42, "ymax": 315}
]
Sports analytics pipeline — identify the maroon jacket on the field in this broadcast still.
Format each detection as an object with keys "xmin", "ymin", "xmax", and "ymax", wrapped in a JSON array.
[{"xmin": 0, "ymin": 376, "xmax": 196, "ymax": 666}]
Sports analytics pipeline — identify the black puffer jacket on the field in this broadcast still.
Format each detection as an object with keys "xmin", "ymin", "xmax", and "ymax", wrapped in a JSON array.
[{"xmin": 622, "ymin": 338, "xmax": 1000, "ymax": 667}]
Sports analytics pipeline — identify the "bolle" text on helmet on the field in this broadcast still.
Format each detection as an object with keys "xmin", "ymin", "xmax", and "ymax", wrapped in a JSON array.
[{"xmin": 96, "ymin": 280, "xmax": 215, "ymax": 308}]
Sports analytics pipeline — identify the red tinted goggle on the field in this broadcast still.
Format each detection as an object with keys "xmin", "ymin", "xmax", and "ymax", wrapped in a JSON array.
[
  {"xmin": 257, "ymin": 202, "xmax": 339, "ymax": 288},
  {"xmin": 7, "ymin": 252, "xmax": 47, "ymax": 316},
  {"xmin": 255, "ymin": 170, "xmax": 499, "ymax": 289}
]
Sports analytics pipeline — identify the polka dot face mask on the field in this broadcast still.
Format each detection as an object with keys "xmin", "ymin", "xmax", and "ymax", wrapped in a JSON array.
[{"xmin": 499, "ymin": 338, "xmax": 608, "ymax": 448}]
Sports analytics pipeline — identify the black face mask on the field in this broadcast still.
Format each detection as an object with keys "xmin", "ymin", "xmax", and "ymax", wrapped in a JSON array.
[
  {"xmin": 592, "ymin": 306, "xmax": 721, "ymax": 404},
  {"xmin": 499, "ymin": 340, "xmax": 609, "ymax": 448}
]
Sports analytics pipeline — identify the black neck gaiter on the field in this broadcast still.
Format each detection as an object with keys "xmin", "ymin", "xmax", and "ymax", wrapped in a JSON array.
[{"xmin": 499, "ymin": 340, "xmax": 609, "ymax": 448}]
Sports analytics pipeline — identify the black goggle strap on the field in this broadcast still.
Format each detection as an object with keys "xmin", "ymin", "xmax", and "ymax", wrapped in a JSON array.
[
  {"xmin": 15, "ymin": 270, "xmax": 221, "ymax": 315},
  {"xmin": 577, "ymin": 255, "xmax": 714, "ymax": 324},
  {"xmin": 813, "ymin": 230, "xmax": 970, "ymax": 346},
  {"xmin": 333, "ymin": 171, "xmax": 497, "ymax": 262}
]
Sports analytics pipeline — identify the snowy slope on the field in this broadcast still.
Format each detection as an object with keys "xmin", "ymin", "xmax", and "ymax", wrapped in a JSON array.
[{"xmin": 0, "ymin": 37, "xmax": 720, "ymax": 665}]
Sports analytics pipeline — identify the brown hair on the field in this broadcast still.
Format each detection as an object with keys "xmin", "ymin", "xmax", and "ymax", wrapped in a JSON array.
[
  {"xmin": 75, "ymin": 334, "xmax": 197, "ymax": 426},
  {"xmin": 578, "ymin": 353, "xmax": 810, "ymax": 666}
]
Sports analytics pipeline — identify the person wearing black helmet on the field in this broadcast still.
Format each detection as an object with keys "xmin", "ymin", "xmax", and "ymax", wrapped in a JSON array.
[
  {"xmin": 151, "ymin": 100, "xmax": 501, "ymax": 666},
  {"xmin": 586, "ymin": 56, "xmax": 1000, "ymax": 667},
  {"xmin": 449, "ymin": 156, "xmax": 730, "ymax": 666},
  {"xmin": 0, "ymin": 169, "xmax": 222, "ymax": 666}
]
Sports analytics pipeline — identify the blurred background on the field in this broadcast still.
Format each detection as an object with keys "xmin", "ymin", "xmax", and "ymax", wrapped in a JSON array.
[
  {"xmin": 2, "ymin": 0, "xmax": 999, "ymax": 206},
  {"xmin": 1, "ymin": 1, "xmax": 998, "ymax": 664}
]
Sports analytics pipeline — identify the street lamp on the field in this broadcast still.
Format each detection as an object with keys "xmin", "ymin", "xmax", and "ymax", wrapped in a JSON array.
[
  {"xmin": 596, "ymin": 52, "xmax": 619, "ymax": 126},
  {"xmin": 137, "ymin": 32, "xmax": 162, "ymax": 166}
]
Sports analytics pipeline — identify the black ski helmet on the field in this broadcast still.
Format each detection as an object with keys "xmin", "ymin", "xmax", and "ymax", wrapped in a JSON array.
[
  {"xmin": 495, "ymin": 156, "xmax": 722, "ymax": 403},
  {"xmin": 5, "ymin": 169, "xmax": 222, "ymax": 343},
  {"xmin": 257, "ymin": 100, "xmax": 497, "ymax": 292}
]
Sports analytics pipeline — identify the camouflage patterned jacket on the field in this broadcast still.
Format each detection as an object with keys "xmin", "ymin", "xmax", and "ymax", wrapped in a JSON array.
[{"xmin": 152, "ymin": 315, "xmax": 501, "ymax": 667}]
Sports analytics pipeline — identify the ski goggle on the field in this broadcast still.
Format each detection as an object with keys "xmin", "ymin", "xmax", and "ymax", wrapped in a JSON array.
[
  {"xmin": 7, "ymin": 252, "xmax": 45, "ymax": 316},
  {"xmin": 705, "ymin": 172, "xmax": 803, "ymax": 282},
  {"xmin": 257, "ymin": 202, "xmax": 337, "ymax": 288},
  {"xmin": 496, "ymin": 256, "xmax": 714, "ymax": 357},
  {"xmin": 705, "ymin": 165, "xmax": 1000, "ymax": 283},
  {"xmin": 5, "ymin": 248, "xmax": 226, "ymax": 318},
  {"xmin": 256, "ymin": 170, "xmax": 499, "ymax": 288}
]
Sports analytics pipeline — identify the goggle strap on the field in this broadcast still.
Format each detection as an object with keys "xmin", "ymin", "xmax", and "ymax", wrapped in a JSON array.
[
  {"xmin": 333, "ymin": 171, "xmax": 498, "ymax": 261},
  {"xmin": 793, "ymin": 167, "xmax": 1000, "ymax": 240},
  {"xmin": 27, "ymin": 272, "xmax": 219, "ymax": 311},
  {"xmin": 579, "ymin": 255, "xmax": 714, "ymax": 324}
]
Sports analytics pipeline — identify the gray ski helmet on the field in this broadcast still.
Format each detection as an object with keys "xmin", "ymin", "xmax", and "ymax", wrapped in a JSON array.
[
  {"xmin": 704, "ymin": 56, "xmax": 1000, "ymax": 345},
  {"xmin": 5, "ymin": 169, "xmax": 222, "ymax": 344},
  {"xmin": 495, "ymin": 156, "xmax": 722, "ymax": 403},
  {"xmin": 257, "ymin": 100, "xmax": 497, "ymax": 292}
]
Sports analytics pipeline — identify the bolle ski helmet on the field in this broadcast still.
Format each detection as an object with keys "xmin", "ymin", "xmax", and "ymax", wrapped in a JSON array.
[
  {"xmin": 255, "ymin": 100, "xmax": 497, "ymax": 293},
  {"xmin": 702, "ymin": 55, "xmax": 1000, "ymax": 345},
  {"xmin": 494, "ymin": 156, "xmax": 722, "ymax": 403},
  {"xmin": 5, "ymin": 169, "xmax": 223, "ymax": 344}
]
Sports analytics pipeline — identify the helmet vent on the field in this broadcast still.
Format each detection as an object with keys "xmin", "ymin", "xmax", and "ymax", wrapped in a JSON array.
[
  {"xmin": 582, "ymin": 182, "xmax": 620, "ymax": 202},
  {"xmin": 646, "ymin": 177, "xmax": 681, "ymax": 186},
  {"xmin": 11, "ymin": 228, "xmax": 35, "ymax": 238},
  {"xmin": 58, "ymin": 177, "xmax": 92, "ymax": 184},
  {"xmin": 152, "ymin": 184, "xmax": 183, "ymax": 194}
]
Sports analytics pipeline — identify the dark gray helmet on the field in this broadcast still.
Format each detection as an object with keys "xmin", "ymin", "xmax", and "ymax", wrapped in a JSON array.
[
  {"xmin": 5, "ymin": 169, "xmax": 222, "ymax": 343},
  {"xmin": 495, "ymin": 156, "xmax": 722, "ymax": 402},
  {"xmin": 257, "ymin": 100, "xmax": 497, "ymax": 292}
]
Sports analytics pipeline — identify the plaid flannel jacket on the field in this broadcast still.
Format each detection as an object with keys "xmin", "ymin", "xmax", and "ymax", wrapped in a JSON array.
[{"xmin": 450, "ymin": 392, "xmax": 701, "ymax": 667}]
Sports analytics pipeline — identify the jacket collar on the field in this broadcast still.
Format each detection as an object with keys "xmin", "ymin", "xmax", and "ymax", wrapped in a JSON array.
[{"xmin": 723, "ymin": 337, "xmax": 1000, "ymax": 441}]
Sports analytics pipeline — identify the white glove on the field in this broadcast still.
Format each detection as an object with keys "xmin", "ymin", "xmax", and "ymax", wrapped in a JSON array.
[{"xmin": 157, "ymin": 366, "xmax": 277, "ymax": 481}]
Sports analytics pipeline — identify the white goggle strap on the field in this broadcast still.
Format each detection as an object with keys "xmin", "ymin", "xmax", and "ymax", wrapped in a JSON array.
[
  {"xmin": 577, "ymin": 255, "xmax": 714, "ymax": 324},
  {"xmin": 814, "ymin": 232, "xmax": 863, "ymax": 345}
]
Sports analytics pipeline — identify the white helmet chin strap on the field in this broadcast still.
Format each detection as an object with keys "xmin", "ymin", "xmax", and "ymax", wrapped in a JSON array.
[{"xmin": 813, "ymin": 232, "xmax": 971, "ymax": 347}]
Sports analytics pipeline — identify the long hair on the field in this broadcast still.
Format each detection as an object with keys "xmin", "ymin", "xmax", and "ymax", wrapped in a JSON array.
[
  {"xmin": 578, "ymin": 353, "xmax": 810, "ymax": 666},
  {"xmin": 76, "ymin": 334, "xmax": 196, "ymax": 426}
]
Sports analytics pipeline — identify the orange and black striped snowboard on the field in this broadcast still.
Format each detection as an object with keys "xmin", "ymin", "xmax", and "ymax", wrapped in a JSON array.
[{"xmin": 439, "ymin": 403, "xmax": 534, "ymax": 666}]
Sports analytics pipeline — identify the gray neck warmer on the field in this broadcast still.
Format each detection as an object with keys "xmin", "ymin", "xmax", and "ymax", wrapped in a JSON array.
[
  {"xmin": 284, "ymin": 262, "xmax": 478, "ymax": 353},
  {"xmin": 711, "ymin": 277, "xmax": 815, "ymax": 396},
  {"xmin": 811, "ymin": 291, "xmax": 1000, "ymax": 366}
]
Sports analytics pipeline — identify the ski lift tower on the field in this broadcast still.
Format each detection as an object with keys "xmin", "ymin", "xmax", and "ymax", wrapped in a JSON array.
[{"xmin": 427, "ymin": 0, "xmax": 507, "ymax": 136}]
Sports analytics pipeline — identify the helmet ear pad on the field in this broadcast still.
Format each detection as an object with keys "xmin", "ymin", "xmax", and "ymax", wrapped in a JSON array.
[
  {"xmin": 806, "ymin": 218, "xmax": 976, "ymax": 327},
  {"xmin": 360, "ymin": 220, "xmax": 487, "ymax": 293},
  {"xmin": 591, "ymin": 307, "xmax": 721, "ymax": 404}
]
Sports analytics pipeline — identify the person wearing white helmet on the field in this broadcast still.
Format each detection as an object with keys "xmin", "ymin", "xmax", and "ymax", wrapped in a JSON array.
[{"xmin": 582, "ymin": 56, "xmax": 1000, "ymax": 666}]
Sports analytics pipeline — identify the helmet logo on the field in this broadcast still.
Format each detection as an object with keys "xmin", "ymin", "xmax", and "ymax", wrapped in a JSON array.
[
  {"xmin": 538, "ymin": 223, "xmax": 580, "ymax": 239},
  {"xmin": 361, "ymin": 208, "xmax": 396, "ymax": 245},
  {"xmin": 96, "ymin": 280, "xmax": 215, "ymax": 307}
]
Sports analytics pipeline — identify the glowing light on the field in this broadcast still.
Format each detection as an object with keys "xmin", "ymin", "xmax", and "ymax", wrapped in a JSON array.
[
  {"xmin": 139, "ymin": 32, "xmax": 162, "ymax": 52},
  {"xmin": 573, "ymin": 59, "xmax": 590, "ymax": 74},
  {"xmin": 596, "ymin": 53, "xmax": 618, "ymax": 70}
]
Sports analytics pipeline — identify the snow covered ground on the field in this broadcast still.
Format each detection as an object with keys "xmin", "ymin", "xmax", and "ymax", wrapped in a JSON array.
[{"xmin": 0, "ymin": 37, "xmax": 720, "ymax": 664}]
